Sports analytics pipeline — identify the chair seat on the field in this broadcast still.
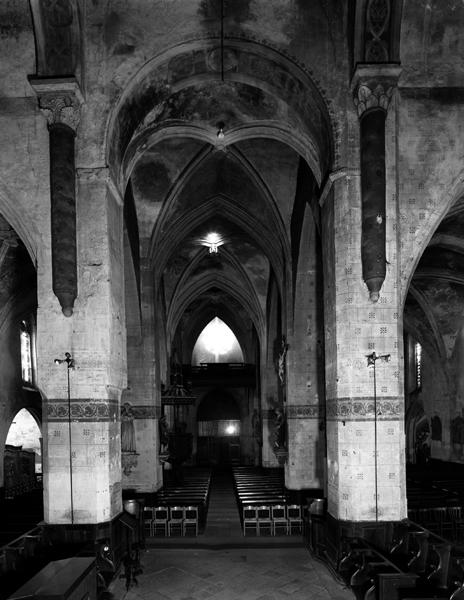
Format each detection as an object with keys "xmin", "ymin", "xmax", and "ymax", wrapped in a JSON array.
[
  {"xmin": 183, "ymin": 506, "xmax": 199, "ymax": 536},
  {"xmin": 168, "ymin": 506, "xmax": 185, "ymax": 536},
  {"xmin": 287, "ymin": 504, "xmax": 303, "ymax": 534},
  {"xmin": 243, "ymin": 506, "xmax": 258, "ymax": 536},
  {"xmin": 271, "ymin": 505, "xmax": 289, "ymax": 535},
  {"xmin": 257, "ymin": 506, "xmax": 273, "ymax": 536}
]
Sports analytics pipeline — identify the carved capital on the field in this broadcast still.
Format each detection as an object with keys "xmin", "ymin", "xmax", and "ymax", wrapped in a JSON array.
[
  {"xmin": 351, "ymin": 64, "xmax": 401, "ymax": 118},
  {"xmin": 353, "ymin": 82, "xmax": 394, "ymax": 117},
  {"xmin": 39, "ymin": 94, "xmax": 81, "ymax": 130},
  {"xmin": 29, "ymin": 76, "xmax": 83, "ymax": 131}
]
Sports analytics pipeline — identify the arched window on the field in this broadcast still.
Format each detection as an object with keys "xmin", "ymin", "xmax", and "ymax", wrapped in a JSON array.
[
  {"xmin": 192, "ymin": 317, "xmax": 244, "ymax": 365},
  {"xmin": 20, "ymin": 319, "xmax": 33, "ymax": 384},
  {"xmin": 5, "ymin": 408, "xmax": 42, "ymax": 473}
]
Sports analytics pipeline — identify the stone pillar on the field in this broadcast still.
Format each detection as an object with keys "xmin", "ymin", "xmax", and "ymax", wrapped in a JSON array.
[
  {"xmin": 34, "ymin": 143, "xmax": 126, "ymax": 525},
  {"xmin": 322, "ymin": 65, "xmax": 406, "ymax": 527},
  {"xmin": 285, "ymin": 207, "xmax": 324, "ymax": 490},
  {"xmin": 261, "ymin": 277, "xmax": 281, "ymax": 468},
  {"xmin": 121, "ymin": 256, "xmax": 163, "ymax": 492}
]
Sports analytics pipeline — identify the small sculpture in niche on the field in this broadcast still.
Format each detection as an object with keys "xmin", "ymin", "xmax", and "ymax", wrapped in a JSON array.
[
  {"xmin": 121, "ymin": 402, "xmax": 136, "ymax": 453},
  {"xmin": 159, "ymin": 414, "xmax": 169, "ymax": 452},
  {"xmin": 273, "ymin": 407, "xmax": 286, "ymax": 450},
  {"xmin": 414, "ymin": 424, "xmax": 431, "ymax": 467}
]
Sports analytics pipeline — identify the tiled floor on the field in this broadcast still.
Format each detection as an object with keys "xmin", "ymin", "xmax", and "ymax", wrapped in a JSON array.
[{"xmin": 109, "ymin": 547, "xmax": 354, "ymax": 600}]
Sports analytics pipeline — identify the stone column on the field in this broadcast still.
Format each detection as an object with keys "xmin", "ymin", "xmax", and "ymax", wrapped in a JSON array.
[
  {"xmin": 33, "ymin": 119, "xmax": 127, "ymax": 528},
  {"xmin": 261, "ymin": 278, "xmax": 281, "ymax": 468},
  {"xmin": 285, "ymin": 208, "xmax": 324, "ymax": 490},
  {"xmin": 322, "ymin": 64, "xmax": 406, "ymax": 529},
  {"xmin": 121, "ymin": 256, "xmax": 163, "ymax": 492}
]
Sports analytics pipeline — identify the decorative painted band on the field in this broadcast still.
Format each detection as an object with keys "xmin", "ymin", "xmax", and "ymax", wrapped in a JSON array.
[
  {"xmin": 262, "ymin": 406, "xmax": 320, "ymax": 419},
  {"xmin": 326, "ymin": 396, "xmax": 403, "ymax": 421},
  {"xmin": 45, "ymin": 398, "xmax": 119, "ymax": 422},
  {"xmin": 286, "ymin": 405, "xmax": 320, "ymax": 419},
  {"xmin": 46, "ymin": 399, "xmax": 162, "ymax": 422}
]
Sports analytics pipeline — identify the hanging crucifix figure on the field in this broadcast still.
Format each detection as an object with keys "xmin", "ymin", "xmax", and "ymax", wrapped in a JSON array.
[{"xmin": 277, "ymin": 336, "xmax": 289, "ymax": 386}]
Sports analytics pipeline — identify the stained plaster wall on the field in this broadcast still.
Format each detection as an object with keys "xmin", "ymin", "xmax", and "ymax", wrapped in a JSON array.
[{"xmin": 83, "ymin": 0, "xmax": 348, "ymax": 136}]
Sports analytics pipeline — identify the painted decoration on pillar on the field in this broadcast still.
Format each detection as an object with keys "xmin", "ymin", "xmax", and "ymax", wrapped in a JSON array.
[
  {"xmin": 365, "ymin": 0, "xmax": 391, "ymax": 62},
  {"xmin": 121, "ymin": 402, "xmax": 138, "ymax": 475},
  {"xmin": 49, "ymin": 124, "xmax": 78, "ymax": 316},
  {"xmin": 360, "ymin": 109, "xmax": 386, "ymax": 302}
]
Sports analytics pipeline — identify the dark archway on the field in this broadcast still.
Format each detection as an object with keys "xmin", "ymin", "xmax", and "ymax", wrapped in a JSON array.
[{"xmin": 197, "ymin": 389, "xmax": 241, "ymax": 466}]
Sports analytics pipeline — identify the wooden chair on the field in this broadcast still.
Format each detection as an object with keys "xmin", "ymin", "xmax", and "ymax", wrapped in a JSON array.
[
  {"xmin": 183, "ymin": 506, "xmax": 199, "ymax": 536},
  {"xmin": 151, "ymin": 506, "xmax": 169, "ymax": 536},
  {"xmin": 168, "ymin": 506, "xmax": 185, "ymax": 536},
  {"xmin": 257, "ymin": 505, "xmax": 273, "ymax": 536},
  {"xmin": 243, "ymin": 505, "xmax": 258, "ymax": 536},
  {"xmin": 143, "ymin": 506, "xmax": 155, "ymax": 536},
  {"xmin": 271, "ymin": 504, "xmax": 289, "ymax": 535},
  {"xmin": 287, "ymin": 504, "xmax": 303, "ymax": 534}
]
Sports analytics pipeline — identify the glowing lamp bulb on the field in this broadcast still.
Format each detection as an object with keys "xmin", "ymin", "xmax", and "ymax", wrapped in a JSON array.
[{"xmin": 205, "ymin": 232, "xmax": 222, "ymax": 253}]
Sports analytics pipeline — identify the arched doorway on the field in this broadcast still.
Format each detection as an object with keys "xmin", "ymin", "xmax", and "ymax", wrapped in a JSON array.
[
  {"xmin": 4, "ymin": 408, "xmax": 42, "ymax": 497},
  {"xmin": 113, "ymin": 35, "xmax": 333, "ymax": 491},
  {"xmin": 197, "ymin": 390, "xmax": 241, "ymax": 466},
  {"xmin": 403, "ymin": 194, "xmax": 464, "ymax": 465}
]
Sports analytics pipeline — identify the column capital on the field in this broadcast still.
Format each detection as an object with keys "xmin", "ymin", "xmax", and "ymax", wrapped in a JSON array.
[
  {"xmin": 351, "ymin": 64, "xmax": 402, "ymax": 117},
  {"xmin": 29, "ymin": 76, "xmax": 84, "ymax": 130}
]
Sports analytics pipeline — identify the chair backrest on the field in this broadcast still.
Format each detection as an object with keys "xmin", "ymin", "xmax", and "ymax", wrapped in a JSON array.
[
  {"xmin": 153, "ymin": 506, "xmax": 169, "ymax": 521},
  {"xmin": 257, "ymin": 505, "xmax": 271, "ymax": 519},
  {"xmin": 287, "ymin": 504, "xmax": 302, "ymax": 519},
  {"xmin": 243, "ymin": 505, "xmax": 257, "ymax": 520},
  {"xmin": 184, "ymin": 506, "xmax": 198, "ymax": 520},
  {"xmin": 170, "ymin": 506, "xmax": 184, "ymax": 521},
  {"xmin": 448, "ymin": 506, "xmax": 462, "ymax": 519},
  {"xmin": 271, "ymin": 505, "xmax": 287, "ymax": 519},
  {"xmin": 143, "ymin": 506, "xmax": 154, "ymax": 520}
]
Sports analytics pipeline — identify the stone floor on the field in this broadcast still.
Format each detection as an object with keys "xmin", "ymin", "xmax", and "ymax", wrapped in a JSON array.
[{"xmin": 109, "ymin": 547, "xmax": 354, "ymax": 600}]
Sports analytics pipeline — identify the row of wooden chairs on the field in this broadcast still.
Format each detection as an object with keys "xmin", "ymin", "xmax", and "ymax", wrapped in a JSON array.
[
  {"xmin": 144, "ymin": 505, "xmax": 199, "ymax": 537},
  {"xmin": 149, "ymin": 468, "xmax": 212, "ymax": 531},
  {"xmin": 242, "ymin": 504, "xmax": 303, "ymax": 536}
]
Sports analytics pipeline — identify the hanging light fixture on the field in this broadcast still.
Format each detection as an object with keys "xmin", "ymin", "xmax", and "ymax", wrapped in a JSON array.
[{"xmin": 198, "ymin": 231, "xmax": 225, "ymax": 254}]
